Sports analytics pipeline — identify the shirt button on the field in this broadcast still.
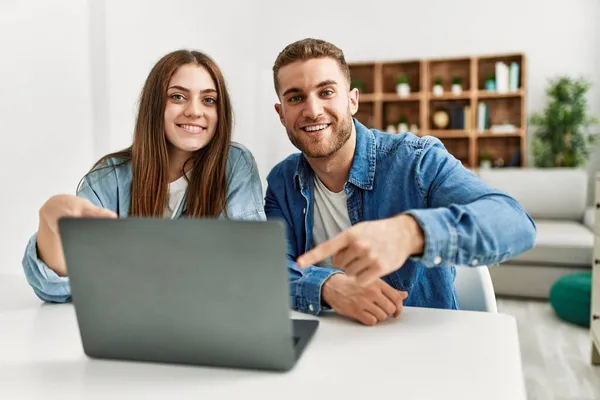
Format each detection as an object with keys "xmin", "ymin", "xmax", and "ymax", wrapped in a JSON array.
[
  {"xmin": 434, "ymin": 256, "xmax": 442, "ymax": 265},
  {"xmin": 303, "ymin": 208, "xmax": 306, "ymax": 214},
  {"xmin": 308, "ymin": 304, "xmax": 314, "ymax": 312},
  {"xmin": 471, "ymin": 259, "xmax": 479, "ymax": 266}
]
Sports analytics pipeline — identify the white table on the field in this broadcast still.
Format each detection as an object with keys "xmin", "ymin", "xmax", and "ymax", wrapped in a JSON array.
[{"xmin": 0, "ymin": 274, "xmax": 526, "ymax": 399}]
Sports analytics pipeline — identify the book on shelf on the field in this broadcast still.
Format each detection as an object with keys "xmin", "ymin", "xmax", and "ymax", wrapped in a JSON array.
[
  {"xmin": 449, "ymin": 104, "xmax": 464, "ymax": 130},
  {"xmin": 464, "ymin": 106, "xmax": 472, "ymax": 130},
  {"xmin": 493, "ymin": 61, "xmax": 520, "ymax": 93},
  {"xmin": 495, "ymin": 62, "xmax": 509, "ymax": 93},
  {"xmin": 438, "ymin": 104, "xmax": 472, "ymax": 130},
  {"xmin": 490, "ymin": 124, "xmax": 518, "ymax": 134},
  {"xmin": 509, "ymin": 62, "xmax": 520, "ymax": 92},
  {"xmin": 477, "ymin": 102, "xmax": 489, "ymax": 131}
]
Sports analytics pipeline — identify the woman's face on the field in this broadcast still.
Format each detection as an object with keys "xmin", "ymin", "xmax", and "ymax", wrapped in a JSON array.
[{"xmin": 164, "ymin": 64, "xmax": 218, "ymax": 157}]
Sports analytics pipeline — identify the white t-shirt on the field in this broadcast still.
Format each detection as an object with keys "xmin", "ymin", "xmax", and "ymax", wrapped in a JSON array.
[
  {"xmin": 164, "ymin": 174, "xmax": 188, "ymax": 219},
  {"xmin": 312, "ymin": 175, "xmax": 352, "ymax": 267}
]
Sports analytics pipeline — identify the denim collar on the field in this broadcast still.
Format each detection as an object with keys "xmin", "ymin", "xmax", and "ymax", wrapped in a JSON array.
[{"xmin": 293, "ymin": 118, "xmax": 376, "ymax": 191}]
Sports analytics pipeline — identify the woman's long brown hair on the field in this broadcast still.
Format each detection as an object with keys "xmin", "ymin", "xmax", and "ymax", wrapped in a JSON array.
[{"xmin": 89, "ymin": 50, "xmax": 232, "ymax": 218}]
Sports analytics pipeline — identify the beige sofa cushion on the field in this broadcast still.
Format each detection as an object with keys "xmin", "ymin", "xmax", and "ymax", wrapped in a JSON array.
[
  {"xmin": 583, "ymin": 206, "xmax": 596, "ymax": 232},
  {"xmin": 478, "ymin": 168, "xmax": 587, "ymax": 220},
  {"xmin": 507, "ymin": 220, "xmax": 593, "ymax": 266}
]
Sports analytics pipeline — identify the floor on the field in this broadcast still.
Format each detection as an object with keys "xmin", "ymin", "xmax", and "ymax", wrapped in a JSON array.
[{"xmin": 497, "ymin": 298, "xmax": 600, "ymax": 400}]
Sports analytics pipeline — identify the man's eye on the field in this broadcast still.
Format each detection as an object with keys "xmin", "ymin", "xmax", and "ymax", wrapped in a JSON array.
[
  {"xmin": 321, "ymin": 89, "xmax": 334, "ymax": 96},
  {"xmin": 289, "ymin": 96, "xmax": 302, "ymax": 103}
]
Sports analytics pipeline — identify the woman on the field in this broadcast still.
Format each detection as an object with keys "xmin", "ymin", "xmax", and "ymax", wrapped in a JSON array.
[{"xmin": 22, "ymin": 49, "xmax": 265, "ymax": 303}]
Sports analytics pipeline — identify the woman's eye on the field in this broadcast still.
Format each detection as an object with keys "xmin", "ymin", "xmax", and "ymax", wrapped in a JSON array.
[
  {"xmin": 170, "ymin": 94, "xmax": 185, "ymax": 101},
  {"xmin": 204, "ymin": 97, "xmax": 217, "ymax": 104}
]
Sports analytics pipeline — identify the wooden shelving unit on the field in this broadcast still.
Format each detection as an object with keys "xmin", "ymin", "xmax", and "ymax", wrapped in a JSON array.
[{"xmin": 349, "ymin": 53, "xmax": 527, "ymax": 168}]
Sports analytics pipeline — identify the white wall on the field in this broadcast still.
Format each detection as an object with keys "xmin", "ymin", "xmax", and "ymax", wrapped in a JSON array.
[
  {"xmin": 0, "ymin": 1, "xmax": 94, "ymax": 274},
  {"xmin": 100, "ymin": 0, "xmax": 263, "ymax": 161},
  {"xmin": 2, "ymin": 0, "xmax": 599, "ymax": 274},
  {"xmin": 101, "ymin": 0, "xmax": 600, "ymax": 192}
]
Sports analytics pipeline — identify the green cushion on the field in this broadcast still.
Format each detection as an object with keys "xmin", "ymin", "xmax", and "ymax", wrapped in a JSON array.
[{"xmin": 549, "ymin": 272, "xmax": 591, "ymax": 327}]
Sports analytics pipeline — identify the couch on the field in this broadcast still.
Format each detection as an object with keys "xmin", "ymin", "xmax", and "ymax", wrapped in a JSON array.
[{"xmin": 477, "ymin": 167, "xmax": 595, "ymax": 299}]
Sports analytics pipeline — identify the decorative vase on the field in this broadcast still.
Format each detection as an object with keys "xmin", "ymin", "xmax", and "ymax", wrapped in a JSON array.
[
  {"xmin": 485, "ymin": 79, "xmax": 496, "ymax": 91},
  {"xmin": 386, "ymin": 124, "xmax": 397, "ymax": 134},
  {"xmin": 451, "ymin": 84, "xmax": 462, "ymax": 95},
  {"xmin": 432, "ymin": 110, "xmax": 450, "ymax": 129},
  {"xmin": 398, "ymin": 123, "xmax": 408, "ymax": 133},
  {"xmin": 433, "ymin": 84, "xmax": 444, "ymax": 97},
  {"xmin": 410, "ymin": 124, "xmax": 419, "ymax": 134},
  {"xmin": 396, "ymin": 83, "xmax": 410, "ymax": 98}
]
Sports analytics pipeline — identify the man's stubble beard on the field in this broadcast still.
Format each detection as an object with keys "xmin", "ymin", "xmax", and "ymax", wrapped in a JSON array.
[{"xmin": 287, "ymin": 111, "xmax": 353, "ymax": 158}]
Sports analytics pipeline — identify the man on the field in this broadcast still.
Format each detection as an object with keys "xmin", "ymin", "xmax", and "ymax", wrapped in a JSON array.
[{"xmin": 265, "ymin": 38, "xmax": 536, "ymax": 326}]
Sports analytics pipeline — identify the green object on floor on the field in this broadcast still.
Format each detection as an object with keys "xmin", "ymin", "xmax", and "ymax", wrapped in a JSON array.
[{"xmin": 549, "ymin": 272, "xmax": 591, "ymax": 327}]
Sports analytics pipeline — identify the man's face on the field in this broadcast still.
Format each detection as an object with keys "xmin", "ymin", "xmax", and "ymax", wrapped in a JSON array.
[{"xmin": 274, "ymin": 58, "xmax": 359, "ymax": 158}]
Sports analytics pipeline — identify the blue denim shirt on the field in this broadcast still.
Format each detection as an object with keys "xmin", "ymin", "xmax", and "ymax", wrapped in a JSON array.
[
  {"xmin": 23, "ymin": 142, "xmax": 266, "ymax": 303},
  {"xmin": 265, "ymin": 119, "xmax": 536, "ymax": 315}
]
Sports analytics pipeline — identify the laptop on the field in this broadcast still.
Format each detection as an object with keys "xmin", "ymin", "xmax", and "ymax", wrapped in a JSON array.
[{"xmin": 58, "ymin": 217, "xmax": 319, "ymax": 372}]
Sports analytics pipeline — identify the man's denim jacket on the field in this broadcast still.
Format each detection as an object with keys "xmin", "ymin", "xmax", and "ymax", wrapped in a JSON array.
[
  {"xmin": 265, "ymin": 119, "xmax": 536, "ymax": 315},
  {"xmin": 22, "ymin": 143, "xmax": 266, "ymax": 303}
]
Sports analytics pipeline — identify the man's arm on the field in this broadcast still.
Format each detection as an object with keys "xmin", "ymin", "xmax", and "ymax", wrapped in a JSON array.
[
  {"xmin": 298, "ymin": 137, "xmax": 536, "ymax": 285},
  {"xmin": 404, "ymin": 137, "xmax": 536, "ymax": 268},
  {"xmin": 264, "ymin": 173, "xmax": 342, "ymax": 315}
]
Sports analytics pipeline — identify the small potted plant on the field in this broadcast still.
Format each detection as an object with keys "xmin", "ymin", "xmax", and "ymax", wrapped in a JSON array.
[
  {"xmin": 395, "ymin": 74, "xmax": 410, "ymax": 97},
  {"xmin": 386, "ymin": 124, "xmax": 397, "ymax": 134},
  {"xmin": 451, "ymin": 76, "xmax": 463, "ymax": 95},
  {"xmin": 484, "ymin": 73, "xmax": 496, "ymax": 91},
  {"xmin": 479, "ymin": 154, "xmax": 492, "ymax": 169},
  {"xmin": 433, "ymin": 76, "xmax": 444, "ymax": 96},
  {"xmin": 410, "ymin": 123, "xmax": 419, "ymax": 134},
  {"xmin": 351, "ymin": 79, "xmax": 365, "ymax": 93},
  {"xmin": 397, "ymin": 115, "xmax": 409, "ymax": 133}
]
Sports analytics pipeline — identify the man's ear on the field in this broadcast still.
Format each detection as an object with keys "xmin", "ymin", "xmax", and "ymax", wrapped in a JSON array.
[
  {"xmin": 349, "ymin": 88, "xmax": 359, "ymax": 116},
  {"xmin": 274, "ymin": 103, "xmax": 285, "ymax": 125}
]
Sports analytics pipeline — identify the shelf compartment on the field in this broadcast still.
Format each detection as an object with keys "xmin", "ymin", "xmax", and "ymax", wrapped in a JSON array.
[
  {"xmin": 349, "ymin": 63, "xmax": 376, "ymax": 95},
  {"xmin": 428, "ymin": 57, "xmax": 472, "ymax": 92},
  {"xmin": 381, "ymin": 60, "xmax": 421, "ymax": 94}
]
